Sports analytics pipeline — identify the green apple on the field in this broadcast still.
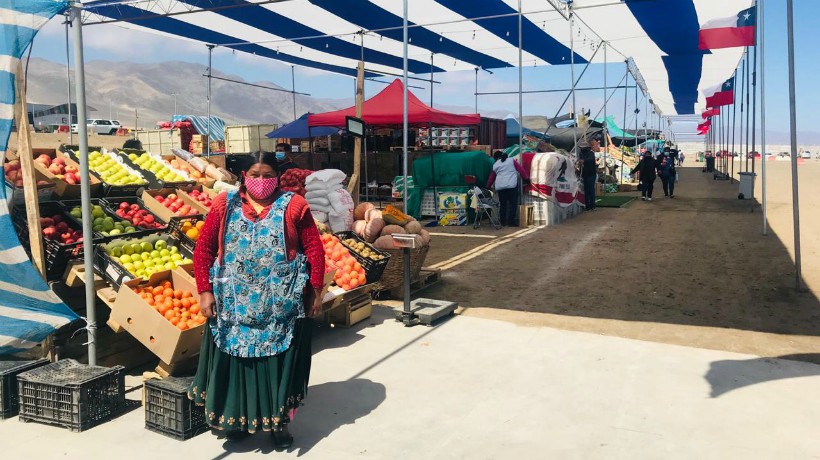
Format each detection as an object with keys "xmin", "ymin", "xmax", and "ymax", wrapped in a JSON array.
[
  {"xmin": 164, "ymin": 262, "xmax": 175, "ymax": 271},
  {"xmin": 180, "ymin": 258, "xmax": 193, "ymax": 265},
  {"xmin": 140, "ymin": 242, "xmax": 153, "ymax": 253},
  {"xmin": 125, "ymin": 226, "xmax": 136, "ymax": 233},
  {"xmin": 109, "ymin": 229, "xmax": 121, "ymax": 236},
  {"xmin": 143, "ymin": 259, "xmax": 155, "ymax": 268},
  {"xmin": 135, "ymin": 269, "xmax": 146, "ymax": 278},
  {"xmin": 170, "ymin": 253, "xmax": 183, "ymax": 262},
  {"xmin": 103, "ymin": 220, "xmax": 115, "ymax": 232},
  {"xmin": 161, "ymin": 256, "xmax": 171, "ymax": 263},
  {"xmin": 120, "ymin": 254, "xmax": 132, "ymax": 264},
  {"xmin": 169, "ymin": 246, "xmax": 179, "ymax": 255},
  {"xmin": 149, "ymin": 250, "xmax": 160, "ymax": 259},
  {"xmin": 91, "ymin": 208, "xmax": 105, "ymax": 219},
  {"xmin": 123, "ymin": 244, "xmax": 135, "ymax": 255},
  {"xmin": 159, "ymin": 249, "xmax": 170, "ymax": 257},
  {"xmin": 154, "ymin": 240, "xmax": 168, "ymax": 251},
  {"xmin": 140, "ymin": 252, "xmax": 151, "ymax": 262},
  {"xmin": 123, "ymin": 262, "xmax": 135, "ymax": 271},
  {"xmin": 129, "ymin": 243, "xmax": 142, "ymax": 255},
  {"xmin": 70, "ymin": 208, "xmax": 82, "ymax": 219},
  {"xmin": 132, "ymin": 260, "xmax": 144, "ymax": 270}
]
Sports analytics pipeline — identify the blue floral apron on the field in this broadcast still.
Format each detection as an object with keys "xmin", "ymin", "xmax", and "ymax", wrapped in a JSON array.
[{"xmin": 209, "ymin": 190, "xmax": 310, "ymax": 358}]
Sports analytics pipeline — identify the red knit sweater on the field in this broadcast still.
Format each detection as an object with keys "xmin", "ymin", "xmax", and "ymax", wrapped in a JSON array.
[{"xmin": 193, "ymin": 190, "xmax": 325, "ymax": 293}]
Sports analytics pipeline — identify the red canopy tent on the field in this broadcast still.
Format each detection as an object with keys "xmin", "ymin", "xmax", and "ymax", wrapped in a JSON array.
[{"xmin": 308, "ymin": 79, "xmax": 480, "ymax": 127}]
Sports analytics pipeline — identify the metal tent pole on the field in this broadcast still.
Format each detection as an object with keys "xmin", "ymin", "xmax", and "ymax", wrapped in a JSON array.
[
  {"xmin": 760, "ymin": 0, "xmax": 769, "ymax": 235},
  {"xmin": 622, "ymin": 63, "xmax": 628, "ymax": 181},
  {"xmin": 401, "ymin": 0, "xmax": 413, "ymax": 324},
  {"xmin": 518, "ymin": 0, "xmax": 523, "ymax": 149},
  {"xmin": 71, "ymin": 5, "xmax": 96, "ymax": 366},
  {"xmin": 569, "ymin": 4, "xmax": 578, "ymax": 158},
  {"xmin": 206, "ymin": 44, "xmax": 213, "ymax": 157},
  {"xmin": 634, "ymin": 79, "xmax": 638, "ymax": 151},
  {"xmin": 474, "ymin": 67, "xmax": 479, "ymax": 114},
  {"xmin": 743, "ymin": 46, "xmax": 752, "ymax": 172},
  {"xmin": 602, "ymin": 42, "xmax": 608, "ymax": 194},
  {"xmin": 731, "ymin": 71, "xmax": 737, "ymax": 181},
  {"xmin": 64, "ymin": 16, "xmax": 73, "ymax": 144},
  {"xmin": 291, "ymin": 65, "xmax": 297, "ymax": 121},
  {"xmin": 740, "ymin": 56, "xmax": 746, "ymax": 173},
  {"xmin": 751, "ymin": 20, "xmax": 758, "ymax": 198},
  {"xmin": 785, "ymin": 0, "xmax": 803, "ymax": 290}
]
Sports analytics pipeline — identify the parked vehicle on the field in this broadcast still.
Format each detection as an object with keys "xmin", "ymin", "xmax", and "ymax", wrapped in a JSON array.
[
  {"xmin": 71, "ymin": 119, "xmax": 122, "ymax": 135},
  {"xmin": 800, "ymin": 151, "xmax": 812, "ymax": 159}
]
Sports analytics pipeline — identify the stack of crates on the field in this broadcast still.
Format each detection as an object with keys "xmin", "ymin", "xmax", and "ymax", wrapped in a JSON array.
[
  {"xmin": 144, "ymin": 376, "xmax": 208, "ymax": 440},
  {"xmin": 17, "ymin": 359, "xmax": 125, "ymax": 432}
]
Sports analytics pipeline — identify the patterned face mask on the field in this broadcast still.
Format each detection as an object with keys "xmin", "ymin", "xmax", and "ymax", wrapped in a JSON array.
[{"xmin": 243, "ymin": 172, "xmax": 279, "ymax": 200}]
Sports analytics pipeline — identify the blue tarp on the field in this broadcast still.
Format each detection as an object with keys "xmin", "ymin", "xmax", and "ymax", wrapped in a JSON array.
[
  {"xmin": 171, "ymin": 115, "xmax": 226, "ymax": 141},
  {"xmin": 266, "ymin": 113, "xmax": 339, "ymax": 139},
  {"xmin": 0, "ymin": 0, "xmax": 79, "ymax": 355}
]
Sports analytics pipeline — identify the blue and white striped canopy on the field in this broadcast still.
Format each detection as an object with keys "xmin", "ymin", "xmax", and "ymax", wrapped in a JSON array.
[
  {"xmin": 1, "ymin": 0, "xmax": 79, "ymax": 355},
  {"xmin": 80, "ymin": 0, "xmax": 753, "ymax": 116},
  {"xmin": 171, "ymin": 114, "xmax": 226, "ymax": 141}
]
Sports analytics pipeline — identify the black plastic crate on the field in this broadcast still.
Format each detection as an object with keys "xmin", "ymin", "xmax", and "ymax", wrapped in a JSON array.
[
  {"xmin": 334, "ymin": 231, "xmax": 391, "ymax": 284},
  {"xmin": 115, "ymin": 149, "xmax": 197, "ymax": 190},
  {"xmin": 167, "ymin": 216, "xmax": 203, "ymax": 255},
  {"xmin": 60, "ymin": 198, "xmax": 159, "ymax": 242},
  {"xmin": 17, "ymin": 359, "xmax": 125, "ymax": 432},
  {"xmin": 12, "ymin": 201, "xmax": 86, "ymax": 281},
  {"xmin": 144, "ymin": 377, "xmax": 208, "ymax": 440},
  {"xmin": 100, "ymin": 195, "xmax": 169, "ymax": 231},
  {"xmin": 0, "ymin": 359, "xmax": 50, "ymax": 419},
  {"xmin": 62, "ymin": 149, "xmax": 148, "ymax": 197}
]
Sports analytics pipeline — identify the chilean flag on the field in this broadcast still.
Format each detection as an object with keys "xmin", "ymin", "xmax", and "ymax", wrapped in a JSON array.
[
  {"xmin": 702, "ymin": 107, "xmax": 720, "ymax": 119},
  {"xmin": 697, "ymin": 120, "xmax": 711, "ymax": 134},
  {"xmin": 699, "ymin": 7, "xmax": 756, "ymax": 50},
  {"xmin": 703, "ymin": 77, "xmax": 735, "ymax": 108}
]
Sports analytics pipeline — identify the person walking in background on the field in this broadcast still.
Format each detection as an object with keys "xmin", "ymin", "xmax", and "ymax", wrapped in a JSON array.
[
  {"xmin": 487, "ymin": 150, "xmax": 529, "ymax": 226},
  {"xmin": 657, "ymin": 153, "xmax": 676, "ymax": 198},
  {"xmin": 578, "ymin": 134, "xmax": 601, "ymax": 211},
  {"xmin": 678, "ymin": 151, "xmax": 685, "ymax": 166},
  {"xmin": 632, "ymin": 150, "xmax": 657, "ymax": 201}
]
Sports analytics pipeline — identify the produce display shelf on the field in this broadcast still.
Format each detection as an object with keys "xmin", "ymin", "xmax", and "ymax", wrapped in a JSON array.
[
  {"xmin": 12, "ymin": 201, "xmax": 87, "ymax": 281},
  {"xmin": 93, "ymin": 233, "xmax": 192, "ymax": 290},
  {"xmin": 63, "ymin": 149, "xmax": 148, "ymax": 197},
  {"xmin": 115, "ymin": 148, "xmax": 197, "ymax": 191}
]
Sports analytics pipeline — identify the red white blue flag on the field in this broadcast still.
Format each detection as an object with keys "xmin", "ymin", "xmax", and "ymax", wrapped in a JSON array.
[
  {"xmin": 702, "ymin": 107, "xmax": 720, "ymax": 119},
  {"xmin": 699, "ymin": 6, "xmax": 756, "ymax": 50},
  {"xmin": 703, "ymin": 77, "xmax": 735, "ymax": 108}
]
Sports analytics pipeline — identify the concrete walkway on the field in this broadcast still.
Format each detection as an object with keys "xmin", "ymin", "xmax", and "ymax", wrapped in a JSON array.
[{"xmin": 2, "ymin": 307, "xmax": 818, "ymax": 459}]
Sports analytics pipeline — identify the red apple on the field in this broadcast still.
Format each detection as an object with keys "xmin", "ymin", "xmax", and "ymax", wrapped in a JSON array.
[
  {"xmin": 130, "ymin": 204, "xmax": 140, "ymax": 212},
  {"xmin": 36, "ymin": 154, "xmax": 52, "ymax": 166},
  {"xmin": 52, "ymin": 215, "xmax": 63, "ymax": 224},
  {"xmin": 119, "ymin": 202, "xmax": 129, "ymax": 210},
  {"xmin": 52, "ymin": 158, "xmax": 66, "ymax": 167},
  {"xmin": 42, "ymin": 226, "xmax": 57, "ymax": 239},
  {"xmin": 64, "ymin": 165, "xmax": 78, "ymax": 174},
  {"xmin": 40, "ymin": 217, "xmax": 54, "ymax": 228}
]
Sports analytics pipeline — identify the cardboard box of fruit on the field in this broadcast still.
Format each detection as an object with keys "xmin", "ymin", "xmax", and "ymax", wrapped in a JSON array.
[
  {"xmin": 4, "ymin": 158, "xmax": 55, "ymax": 205},
  {"xmin": 160, "ymin": 154, "xmax": 216, "ymax": 188},
  {"xmin": 94, "ymin": 233, "xmax": 194, "ymax": 288},
  {"xmin": 110, "ymin": 268, "xmax": 205, "ymax": 364},
  {"xmin": 141, "ymin": 188, "xmax": 205, "ymax": 223},
  {"xmin": 62, "ymin": 199, "xmax": 161, "ymax": 241},
  {"xmin": 101, "ymin": 196, "xmax": 168, "ymax": 233},
  {"xmin": 31, "ymin": 149, "xmax": 102, "ymax": 199}
]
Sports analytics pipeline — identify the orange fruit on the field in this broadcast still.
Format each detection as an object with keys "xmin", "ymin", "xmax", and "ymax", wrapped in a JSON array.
[
  {"xmin": 162, "ymin": 280, "xmax": 172, "ymax": 289},
  {"xmin": 170, "ymin": 317, "xmax": 180, "ymax": 325},
  {"xmin": 173, "ymin": 299, "xmax": 182, "ymax": 308},
  {"xmin": 189, "ymin": 303, "xmax": 200, "ymax": 314},
  {"xmin": 182, "ymin": 291, "xmax": 193, "ymax": 298},
  {"xmin": 152, "ymin": 286, "xmax": 163, "ymax": 296},
  {"xmin": 195, "ymin": 220, "xmax": 205, "ymax": 230},
  {"xmin": 185, "ymin": 228, "xmax": 199, "ymax": 240},
  {"xmin": 164, "ymin": 309, "xmax": 175, "ymax": 319},
  {"xmin": 358, "ymin": 274, "xmax": 366, "ymax": 284},
  {"xmin": 181, "ymin": 298, "xmax": 191, "ymax": 308},
  {"xmin": 176, "ymin": 320, "xmax": 187, "ymax": 330},
  {"xmin": 173, "ymin": 290, "xmax": 183, "ymax": 300},
  {"xmin": 163, "ymin": 288, "xmax": 174, "ymax": 298}
]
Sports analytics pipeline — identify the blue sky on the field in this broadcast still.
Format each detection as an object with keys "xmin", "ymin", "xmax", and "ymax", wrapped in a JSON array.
[{"xmin": 30, "ymin": 0, "xmax": 817, "ymax": 142}]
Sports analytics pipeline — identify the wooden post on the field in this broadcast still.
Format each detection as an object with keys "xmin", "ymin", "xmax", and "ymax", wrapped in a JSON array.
[
  {"xmin": 348, "ymin": 61, "xmax": 364, "ymax": 203},
  {"xmin": 13, "ymin": 62, "xmax": 46, "ymax": 279}
]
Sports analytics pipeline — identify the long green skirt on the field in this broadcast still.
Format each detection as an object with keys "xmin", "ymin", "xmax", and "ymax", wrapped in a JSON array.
[{"xmin": 187, "ymin": 318, "xmax": 312, "ymax": 433}]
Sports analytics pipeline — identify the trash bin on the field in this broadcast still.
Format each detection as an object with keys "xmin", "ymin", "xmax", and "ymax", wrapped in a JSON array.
[{"xmin": 738, "ymin": 172, "xmax": 756, "ymax": 199}]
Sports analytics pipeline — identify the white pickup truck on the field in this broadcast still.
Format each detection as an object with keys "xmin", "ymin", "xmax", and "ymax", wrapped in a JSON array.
[{"xmin": 71, "ymin": 119, "xmax": 122, "ymax": 135}]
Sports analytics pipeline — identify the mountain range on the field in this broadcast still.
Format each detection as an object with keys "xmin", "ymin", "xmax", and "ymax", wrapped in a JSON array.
[{"xmin": 23, "ymin": 57, "xmax": 820, "ymax": 146}]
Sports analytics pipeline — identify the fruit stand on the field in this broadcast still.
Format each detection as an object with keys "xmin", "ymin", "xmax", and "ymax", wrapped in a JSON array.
[{"xmin": 5, "ymin": 144, "xmax": 433, "ymax": 379}]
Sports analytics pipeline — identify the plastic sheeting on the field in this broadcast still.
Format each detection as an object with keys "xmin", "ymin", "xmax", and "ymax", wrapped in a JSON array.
[{"xmin": 0, "ymin": 0, "xmax": 79, "ymax": 355}]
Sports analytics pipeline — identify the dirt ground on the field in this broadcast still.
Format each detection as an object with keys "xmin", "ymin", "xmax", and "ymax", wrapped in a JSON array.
[{"xmin": 399, "ymin": 160, "xmax": 820, "ymax": 364}]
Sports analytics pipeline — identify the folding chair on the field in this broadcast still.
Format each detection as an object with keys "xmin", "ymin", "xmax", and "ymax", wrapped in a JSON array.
[{"xmin": 470, "ymin": 186, "xmax": 502, "ymax": 230}]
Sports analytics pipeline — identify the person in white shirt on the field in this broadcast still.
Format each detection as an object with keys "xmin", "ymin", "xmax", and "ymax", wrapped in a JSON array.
[{"xmin": 487, "ymin": 150, "xmax": 530, "ymax": 226}]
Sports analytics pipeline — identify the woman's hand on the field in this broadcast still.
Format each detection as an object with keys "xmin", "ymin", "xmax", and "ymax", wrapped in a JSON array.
[
  {"xmin": 308, "ymin": 288, "xmax": 323, "ymax": 318},
  {"xmin": 200, "ymin": 291, "xmax": 216, "ymax": 318}
]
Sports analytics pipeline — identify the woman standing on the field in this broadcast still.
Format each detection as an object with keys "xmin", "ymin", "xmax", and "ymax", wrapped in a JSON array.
[
  {"xmin": 657, "ymin": 153, "xmax": 676, "ymax": 198},
  {"xmin": 189, "ymin": 151, "xmax": 325, "ymax": 448},
  {"xmin": 487, "ymin": 150, "xmax": 529, "ymax": 226},
  {"xmin": 632, "ymin": 151, "xmax": 657, "ymax": 201}
]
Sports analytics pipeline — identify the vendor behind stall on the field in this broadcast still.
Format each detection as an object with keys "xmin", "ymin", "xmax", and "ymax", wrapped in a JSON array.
[{"xmin": 275, "ymin": 143, "xmax": 299, "ymax": 173}]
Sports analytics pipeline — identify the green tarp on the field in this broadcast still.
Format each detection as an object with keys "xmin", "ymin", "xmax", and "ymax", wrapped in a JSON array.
[
  {"xmin": 413, "ymin": 150, "xmax": 494, "ymax": 188},
  {"xmin": 595, "ymin": 115, "xmax": 634, "ymax": 139}
]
